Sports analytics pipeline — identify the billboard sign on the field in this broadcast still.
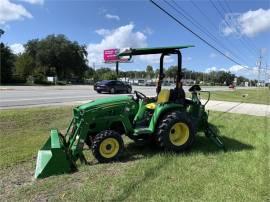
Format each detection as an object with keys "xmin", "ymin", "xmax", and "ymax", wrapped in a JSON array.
[
  {"xmin": 104, "ymin": 49, "xmax": 119, "ymax": 62},
  {"xmin": 104, "ymin": 48, "xmax": 131, "ymax": 63}
]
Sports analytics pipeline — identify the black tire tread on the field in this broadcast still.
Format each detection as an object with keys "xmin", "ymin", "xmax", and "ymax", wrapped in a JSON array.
[
  {"xmin": 155, "ymin": 111, "xmax": 195, "ymax": 152},
  {"xmin": 92, "ymin": 130, "xmax": 124, "ymax": 163}
]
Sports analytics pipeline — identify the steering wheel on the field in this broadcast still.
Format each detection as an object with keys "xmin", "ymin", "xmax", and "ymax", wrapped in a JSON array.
[{"xmin": 134, "ymin": 90, "xmax": 147, "ymax": 100}]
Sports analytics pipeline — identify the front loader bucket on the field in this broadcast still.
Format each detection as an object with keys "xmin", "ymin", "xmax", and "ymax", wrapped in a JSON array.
[{"xmin": 35, "ymin": 129, "xmax": 76, "ymax": 179}]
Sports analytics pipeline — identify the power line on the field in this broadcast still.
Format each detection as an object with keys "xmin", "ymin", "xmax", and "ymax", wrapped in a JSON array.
[
  {"xmin": 150, "ymin": 0, "xmax": 250, "ymax": 70},
  {"xmin": 190, "ymin": 0, "xmax": 260, "ymax": 67},
  {"xmin": 217, "ymin": 0, "xmax": 258, "ymax": 56},
  {"xmin": 210, "ymin": 0, "xmax": 258, "ymax": 58},
  {"xmin": 223, "ymin": 0, "xmax": 259, "ymax": 51},
  {"xmin": 190, "ymin": 0, "xmax": 217, "ymax": 32},
  {"xmin": 166, "ymin": 0, "xmax": 251, "ymax": 66},
  {"xmin": 219, "ymin": 0, "xmax": 259, "ymax": 57}
]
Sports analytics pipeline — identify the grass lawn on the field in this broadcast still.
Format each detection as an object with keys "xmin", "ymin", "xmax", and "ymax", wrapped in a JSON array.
[
  {"xmin": 193, "ymin": 87, "xmax": 270, "ymax": 105},
  {"xmin": 0, "ymin": 106, "xmax": 269, "ymax": 201}
]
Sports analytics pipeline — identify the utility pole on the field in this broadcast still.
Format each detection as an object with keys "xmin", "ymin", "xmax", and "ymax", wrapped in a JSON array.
[
  {"xmin": 0, "ymin": 29, "xmax": 4, "ymax": 84},
  {"xmin": 266, "ymin": 63, "xmax": 270, "ymax": 88},
  {"xmin": 257, "ymin": 49, "xmax": 263, "ymax": 87},
  {"xmin": 116, "ymin": 61, "xmax": 119, "ymax": 75}
]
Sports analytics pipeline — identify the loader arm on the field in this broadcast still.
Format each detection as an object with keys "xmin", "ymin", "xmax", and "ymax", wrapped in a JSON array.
[{"xmin": 35, "ymin": 95, "xmax": 138, "ymax": 179}]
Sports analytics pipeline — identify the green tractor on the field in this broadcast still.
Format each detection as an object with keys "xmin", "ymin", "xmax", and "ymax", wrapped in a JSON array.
[{"xmin": 35, "ymin": 46, "xmax": 225, "ymax": 179}]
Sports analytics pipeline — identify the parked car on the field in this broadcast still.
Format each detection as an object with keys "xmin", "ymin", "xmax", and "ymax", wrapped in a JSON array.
[
  {"xmin": 94, "ymin": 80, "xmax": 132, "ymax": 94},
  {"xmin": 145, "ymin": 81, "xmax": 156, "ymax": 86}
]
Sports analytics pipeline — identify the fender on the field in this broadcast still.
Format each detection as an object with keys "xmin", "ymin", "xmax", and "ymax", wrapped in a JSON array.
[{"xmin": 148, "ymin": 103, "xmax": 185, "ymax": 133}]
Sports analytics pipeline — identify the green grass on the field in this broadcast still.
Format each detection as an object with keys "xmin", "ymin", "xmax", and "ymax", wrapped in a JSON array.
[
  {"xmin": 0, "ymin": 107, "xmax": 269, "ymax": 201},
  {"xmin": 0, "ymin": 107, "xmax": 73, "ymax": 168},
  {"xmin": 191, "ymin": 87, "xmax": 270, "ymax": 105}
]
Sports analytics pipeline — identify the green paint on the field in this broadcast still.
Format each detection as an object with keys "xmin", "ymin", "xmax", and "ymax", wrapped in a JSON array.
[
  {"xmin": 118, "ymin": 45, "xmax": 194, "ymax": 56},
  {"xmin": 35, "ymin": 45, "xmax": 224, "ymax": 179}
]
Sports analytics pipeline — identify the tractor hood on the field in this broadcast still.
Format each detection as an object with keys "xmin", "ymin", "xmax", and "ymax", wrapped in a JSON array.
[{"xmin": 74, "ymin": 95, "xmax": 138, "ymax": 114}]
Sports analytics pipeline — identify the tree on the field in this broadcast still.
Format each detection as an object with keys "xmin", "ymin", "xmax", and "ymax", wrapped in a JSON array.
[
  {"xmin": 218, "ymin": 71, "xmax": 235, "ymax": 85},
  {"xmin": 0, "ymin": 43, "xmax": 15, "ymax": 83},
  {"xmin": 93, "ymin": 68, "xmax": 113, "ymax": 81},
  {"xmin": 102, "ymin": 72, "xmax": 117, "ymax": 80},
  {"xmin": 237, "ymin": 76, "xmax": 248, "ymax": 86},
  {"xmin": 155, "ymin": 68, "xmax": 159, "ymax": 78},
  {"xmin": 84, "ymin": 67, "xmax": 95, "ymax": 79},
  {"xmin": 166, "ymin": 66, "xmax": 178, "ymax": 81},
  {"xmin": 15, "ymin": 53, "xmax": 34, "ymax": 79},
  {"xmin": 0, "ymin": 29, "xmax": 4, "ymax": 37},
  {"xmin": 146, "ymin": 65, "xmax": 154, "ymax": 79},
  {"xmin": 23, "ymin": 34, "xmax": 88, "ymax": 80}
]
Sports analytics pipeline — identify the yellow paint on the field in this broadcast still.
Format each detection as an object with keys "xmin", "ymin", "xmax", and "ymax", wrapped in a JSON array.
[
  {"xmin": 145, "ymin": 103, "xmax": 156, "ymax": 109},
  {"xmin": 169, "ymin": 122, "xmax": 189, "ymax": 146},
  {"xmin": 145, "ymin": 89, "xmax": 170, "ymax": 110},
  {"xmin": 99, "ymin": 138, "xmax": 119, "ymax": 158}
]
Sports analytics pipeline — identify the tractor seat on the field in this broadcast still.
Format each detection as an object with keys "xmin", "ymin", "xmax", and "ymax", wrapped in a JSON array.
[{"xmin": 145, "ymin": 89, "xmax": 170, "ymax": 110}]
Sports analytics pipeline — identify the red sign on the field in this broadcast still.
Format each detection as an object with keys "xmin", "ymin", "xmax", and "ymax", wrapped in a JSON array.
[{"xmin": 104, "ymin": 49, "xmax": 119, "ymax": 62}]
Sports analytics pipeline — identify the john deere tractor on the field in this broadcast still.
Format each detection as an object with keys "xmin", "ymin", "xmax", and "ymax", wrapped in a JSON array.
[{"xmin": 35, "ymin": 46, "xmax": 225, "ymax": 179}]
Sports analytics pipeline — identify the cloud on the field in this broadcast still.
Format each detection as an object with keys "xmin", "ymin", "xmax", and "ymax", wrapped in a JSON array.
[
  {"xmin": 105, "ymin": 14, "xmax": 120, "ymax": 21},
  {"xmin": 204, "ymin": 65, "xmax": 269, "ymax": 80},
  {"xmin": 137, "ymin": 54, "xmax": 174, "ymax": 65},
  {"xmin": 209, "ymin": 53, "xmax": 217, "ymax": 58},
  {"xmin": 143, "ymin": 27, "xmax": 153, "ymax": 35},
  {"xmin": 230, "ymin": 65, "xmax": 270, "ymax": 80},
  {"xmin": 205, "ymin": 65, "xmax": 247, "ymax": 74},
  {"xmin": 95, "ymin": 28, "xmax": 111, "ymax": 36},
  {"xmin": 228, "ymin": 65, "xmax": 245, "ymax": 73},
  {"xmin": 184, "ymin": 56, "xmax": 192, "ymax": 62},
  {"xmin": 10, "ymin": 43, "xmax": 25, "ymax": 54},
  {"xmin": 0, "ymin": 0, "xmax": 32, "ymax": 24},
  {"xmin": 205, "ymin": 66, "xmax": 217, "ymax": 73},
  {"xmin": 87, "ymin": 23, "xmax": 147, "ymax": 64},
  {"xmin": 225, "ymin": 51, "xmax": 231, "ymax": 57},
  {"xmin": 18, "ymin": 0, "xmax": 44, "ymax": 5},
  {"xmin": 221, "ymin": 8, "xmax": 270, "ymax": 37}
]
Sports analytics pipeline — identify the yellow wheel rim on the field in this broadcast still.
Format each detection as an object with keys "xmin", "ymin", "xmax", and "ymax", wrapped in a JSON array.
[
  {"xmin": 169, "ymin": 123, "xmax": 190, "ymax": 146},
  {"xmin": 99, "ymin": 138, "xmax": 120, "ymax": 158}
]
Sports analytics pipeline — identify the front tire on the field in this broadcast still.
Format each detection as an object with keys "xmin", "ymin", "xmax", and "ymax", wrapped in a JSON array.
[
  {"xmin": 127, "ymin": 87, "xmax": 132, "ymax": 93},
  {"xmin": 156, "ymin": 111, "xmax": 195, "ymax": 152},
  {"xmin": 92, "ymin": 130, "xmax": 124, "ymax": 163},
  {"xmin": 110, "ymin": 87, "xmax": 115, "ymax": 94}
]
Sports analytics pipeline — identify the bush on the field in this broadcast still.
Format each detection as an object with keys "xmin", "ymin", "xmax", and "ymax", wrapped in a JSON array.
[
  {"xmin": 11, "ymin": 75, "xmax": 26, "ymax": 84},
  {"xmin": 102, "ymin": 72, "xmax": 117, "ymax": 80},
  {"xmin": 26, "ymin": 75, "xmax": 34, "ymax": 85},
  {"xmin": 33, "ymin": 73, "xmax": 53, "ymax": 85},
  {"xmin": 56, "ymin": 81, "xmax": 67, "ymax": 85},
  {"xmin": 34, "ymin": 80, "xmax": 53, "ymax": 85}
]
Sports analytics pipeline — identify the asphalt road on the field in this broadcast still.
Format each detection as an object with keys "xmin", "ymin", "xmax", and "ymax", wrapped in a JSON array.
[{"xmin": 0, "ymin": 85, "xmax": 252, "ymax": 109}]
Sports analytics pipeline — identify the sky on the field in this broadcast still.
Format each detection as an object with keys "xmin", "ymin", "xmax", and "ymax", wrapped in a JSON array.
[{"xmin": 0, "ymin": 0, "xmax": 270, "ymax": 80}]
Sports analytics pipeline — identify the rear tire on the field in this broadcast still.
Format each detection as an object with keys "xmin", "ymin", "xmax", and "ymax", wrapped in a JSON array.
[
  {"xmin": 92, "ymin": 130, "xmax": 124, "ymax": 163},
  {"xmin": 97, "ymin": 90, "xmax": 101, "ymax": 93},
  {"xmin": 156, "ymin": 111, "xmax": 195, "ymax": 152}
]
